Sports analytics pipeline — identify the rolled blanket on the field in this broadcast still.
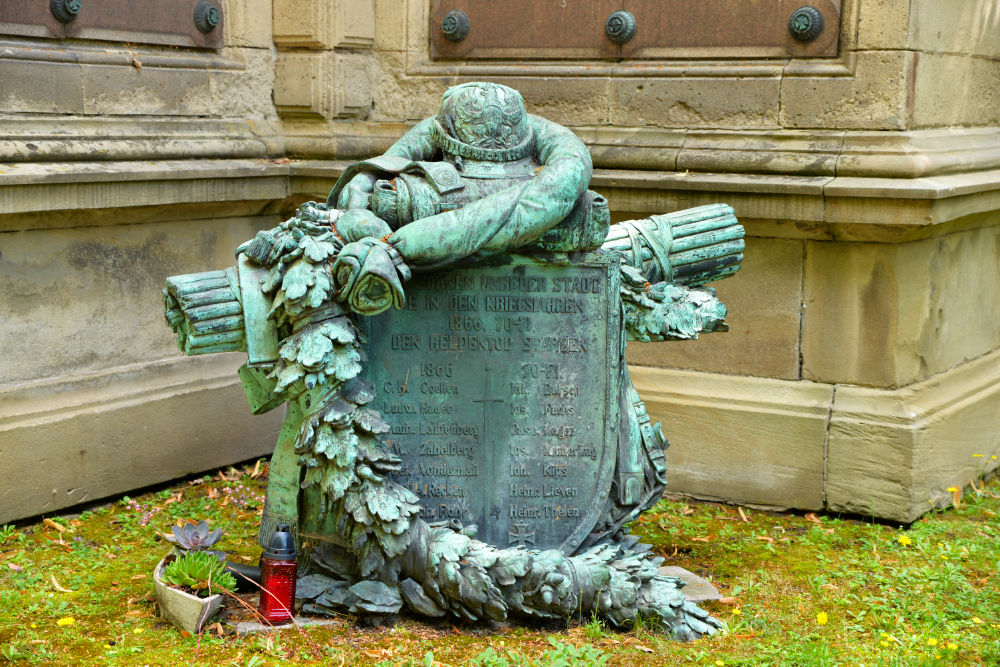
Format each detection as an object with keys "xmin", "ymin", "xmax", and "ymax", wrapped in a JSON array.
[{"xmin": 332, "ymin": 238, "xmax": 408, "ymax": 316}]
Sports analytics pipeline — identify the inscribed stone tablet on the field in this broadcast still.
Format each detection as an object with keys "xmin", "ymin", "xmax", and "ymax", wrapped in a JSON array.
[{"xmin": 360, "ymin": 253, "xmax": 621, "ymax": 551}]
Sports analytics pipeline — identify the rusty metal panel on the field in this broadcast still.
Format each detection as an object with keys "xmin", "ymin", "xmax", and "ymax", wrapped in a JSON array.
[
  {"xmin": 622, "ymin": 0, "xmax": 840, "ymax": 59},
  {"xmin": 430, "ymin": 0, "xmax": 839, "ymax": 60},
  {"xmin": 430, "ymin": 0, "xmax": 621, "ymax": 60},
  {"xmin": 0, "ymin": 0, "xmax": 224, "ymax": 50}
]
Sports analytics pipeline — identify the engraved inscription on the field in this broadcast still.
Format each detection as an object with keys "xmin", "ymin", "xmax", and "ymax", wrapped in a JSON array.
[{"xmin": 361, "ymin": 257, "xmax": 616, "ymax": 550}]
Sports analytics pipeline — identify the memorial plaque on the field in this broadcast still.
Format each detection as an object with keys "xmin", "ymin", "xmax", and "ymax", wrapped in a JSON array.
[
  {"xmin": 430, "ymin": 0, "xmax": 840, "ymax": 60},
  {"xmin": 360, "ymin": 253, "xmax": 621, "ymax": 552}
]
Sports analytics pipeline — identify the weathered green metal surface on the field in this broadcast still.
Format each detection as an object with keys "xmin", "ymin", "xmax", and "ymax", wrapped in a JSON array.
[
  {"xmin": 163, "ymin": 82, "xmax": 744, "ymax": 640},
  {"xmin": 359, "ymin": 253, "xmax": 620, "ymax": 552}
]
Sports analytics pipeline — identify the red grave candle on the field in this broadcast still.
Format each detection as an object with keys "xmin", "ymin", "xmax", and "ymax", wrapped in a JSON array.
[{"xmin": 258, "ymin": 524, "xmax": 297, "ymax": 624}]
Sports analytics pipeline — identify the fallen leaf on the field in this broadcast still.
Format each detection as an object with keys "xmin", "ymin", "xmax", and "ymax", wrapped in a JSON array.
[
  {"xmin": 820, "ymin": 583, "xmax": 839, "ymax": 591},
  {"xmin": 43, "ymin": 519, "xmax": 66, "ymax": 533},
  {"xmin": 51, "ymin": 575, "xmax": 73, "ymax": 592},
  {"xmin": 130, "ymin": 53, "xmax": 142, "ymax": 70},
  {"xmin": 690, "ymin": 536, "xmax": 711, "ymax": 543},
  {"xmin": 636, "ymin": 645, "xmax": 653, "ymax": 653},
  {"xmin": 804, "ymin": 512, "xmax": 822, "ymax": 524},
  {"xmin": 718, "ymin": 597, "xmax": 739, "ymax": 605},
  {"xmin": 126, "ymin": 610, "xmax": 145, "ymax": 617},
  {"xmin": 250, "ymin": 460, "xmax": 262, "ymax": 478},
  {"xmin": 0, "ymin": 550, "xmax": 24, "ymax": 560},
  {"xmin": 69, "ymin": 520, "xmax": 83, "ymax": 527},
  {"xmin": 131, "ymin": 574, "xmax": 147, "ymax": 581},
  {"xmin": 207, "ymin": 487, "xmax": 220, "ymax": 499},
  {"xmin": 163, "ymin": 492, "xmax": 183, "ymax": 506},
  {"xmin": 179, "ymin": 630, "xmax": 192, "ymax": 639},
  {"xmin": 755, "ymin": 535, "xmax": 775, "ymax": 543},
  {"xmin": 207, "ymin": 622, "xmax": 225, "ymax": 637},
  {"xmin": 681, "ymin": 506, "xmax": 694, "ymax": 516},
  {"xmin": 29, "ymin": 640, "xmax": 47, "ymax": 645},
  {"xmin": 7, "ymin": 563, "xmax": 22, "ymax": 572},
  {"xmin": 738, "ymin": 506, "xmax": 750, "ymax": 522}
]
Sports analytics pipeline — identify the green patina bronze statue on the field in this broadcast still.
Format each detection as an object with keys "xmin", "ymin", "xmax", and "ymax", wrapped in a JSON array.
[{"xmin": 164, "ymin": 82, "xmax": 744, "ymax": 640}]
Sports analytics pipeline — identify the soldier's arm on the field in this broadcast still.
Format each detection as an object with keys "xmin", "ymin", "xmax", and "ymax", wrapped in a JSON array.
[
  {"xmin": 335, "ymin": 118, "xmax": 439, "ymax": 209},
  {"xmin": 386, "ymin": 115, "xmax": 592, "ymax": 269}
]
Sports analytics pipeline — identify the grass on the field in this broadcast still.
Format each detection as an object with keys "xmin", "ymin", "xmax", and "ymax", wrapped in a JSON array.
[{"xmin": 1, "ymin": 460, "xmax": 999, "ymax": 666}]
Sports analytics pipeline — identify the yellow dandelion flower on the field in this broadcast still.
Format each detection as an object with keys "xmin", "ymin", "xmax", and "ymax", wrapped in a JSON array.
[
  {"xmin": 972, "ymin": 617, "xmax": 984, "ymax": 625},
  {"xmin": 992, "ymin": 455, "xmax": 997, "ymax": 460},
  {"xmin": 731, "ymin": 608, "xmax": 742, "ymax": 615},
  {"xmin": 941, "ymin": 555, "xmax": 948, "ymax": 560},
  {"xmin": 56, "ymin": 617, "xmax": 75, "ymax": 627},
  {"xmin": 897, "ymin": 534, "xmax": 912, "ymax": 546},
  {"xmin": 947, "ymin": 643, "xmax": 958, "ymax": 650},
  {"xmin": 817, "ymin": 612, "xmax": 829, "ymax": 625},
  {"xmin": 946, "ymin": 487, "xmax": 958, "ymax": 493},
  {"xmin": 133, "ymin": 627, "xmax": 144, "ymax": 634},
  {"xmin": 973, "ymin": 454, "xmax": 984, "ymax": 458},
  {"xmin": 927, "ymin": 638, "xmax": 938, "ymax": 646},
  {"xmin": 716, "ymin": 661, "xmax": 725, "ymax": 667},
  {"xmin": 880, "ymin": 641, "xmax": 890, "ymax": 647}
]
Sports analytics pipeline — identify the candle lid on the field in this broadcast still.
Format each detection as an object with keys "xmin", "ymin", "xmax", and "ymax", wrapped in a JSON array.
[{"xmin": 263, "ymin": 524, "xmax": 296, "ymax": 561}]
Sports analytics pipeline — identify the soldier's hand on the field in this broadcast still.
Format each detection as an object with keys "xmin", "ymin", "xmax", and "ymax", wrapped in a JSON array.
[{"xmin": 336, "ymin": 172, "xmax": 378, "ymax": 210}]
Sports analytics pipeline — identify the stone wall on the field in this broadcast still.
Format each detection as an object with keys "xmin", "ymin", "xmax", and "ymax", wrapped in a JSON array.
[
  {"xmin": 3, "ymin": 0, "xmax": 998, "ymax": 523},
  {"xmin": 0, "ymin": 0, "xmax": 286, "ymax": 524}
]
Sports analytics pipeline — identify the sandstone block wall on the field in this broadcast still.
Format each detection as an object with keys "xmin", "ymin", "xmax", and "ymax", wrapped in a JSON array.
[{"xmin": 3, "ymin": 0, "xmax": 998, "ymax": 523}]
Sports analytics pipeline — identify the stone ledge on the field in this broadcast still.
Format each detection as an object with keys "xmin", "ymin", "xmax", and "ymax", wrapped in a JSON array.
[
  {"xmin": 0, "ymin": 159, "xmax": 292, "ymax": 230},
  {"xmin": 3, "ymin": 156, "xmax": 1000, "ymax": 241},
  {"xmin": 827, "ymin": 349, "xmax": 1000, "ymax": 522},
  {"xmin": 0, "ymin": 354, "xmax": 283, "ymax": 524},
  {"xmin": 571, "ymin": 126, "xmax": 1000, "ymax": 179},
  {"xmin": 0, "ymin": 116, "xmax": 274, "ymax": 163},
  {"xmin": 630, "ymin": 366, "xmax": 834, "ymax": 511},
  {"xmin": 630, "ymin": 353, "xmax": 1000, "ymax": 523}
]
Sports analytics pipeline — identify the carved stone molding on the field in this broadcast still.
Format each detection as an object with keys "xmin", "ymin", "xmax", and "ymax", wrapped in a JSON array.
[
  {"xmin": 274, "ymin": 52, "xmax": 374, "ymax": 120},
  {"xmin": 4, "ymin": 151, "xmax": 1000, "ymax": 240},
  {"xmin": 272, "ymin": 0, "xmax": 374, "ymax": 50},
  {"xmin": 0, "ymin": 117, "xmax": 272, "ymax": 163},
  {"xmin": 631, "ymin": 349, "xmax": 1000, "ymax": 523}
]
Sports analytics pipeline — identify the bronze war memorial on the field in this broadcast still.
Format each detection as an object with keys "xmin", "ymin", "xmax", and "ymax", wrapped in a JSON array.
[{"xmin": 163, "ymin": 82, "xmax": 745, "ymax": 640}]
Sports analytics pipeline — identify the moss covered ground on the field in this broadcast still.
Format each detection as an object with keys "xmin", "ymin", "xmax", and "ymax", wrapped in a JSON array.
[{"xmin": 1, "ymin": 460, "xmax": 998, "ymax": 666}]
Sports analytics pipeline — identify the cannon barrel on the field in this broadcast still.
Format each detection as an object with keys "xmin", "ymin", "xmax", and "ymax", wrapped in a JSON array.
[{"xmin": 601, "ymin": 203, "xmax": 744, "ymax": 286}]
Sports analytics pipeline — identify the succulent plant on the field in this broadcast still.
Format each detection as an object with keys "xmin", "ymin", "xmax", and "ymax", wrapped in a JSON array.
[
  {"xmin": 162, "ymin": 551, "xmax": 236, "ymax": 597},
  {"xmin": 169, "ymin": 520, "xmax": 224, "ymax": 559}
]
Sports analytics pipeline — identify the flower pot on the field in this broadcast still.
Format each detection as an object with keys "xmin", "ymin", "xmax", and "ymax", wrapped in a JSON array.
[{"xmin": 153, "ymin": 554, "xmax": 224, "ymax": 635}]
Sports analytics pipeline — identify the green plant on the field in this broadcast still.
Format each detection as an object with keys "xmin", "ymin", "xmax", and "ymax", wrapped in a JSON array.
[
  {"xmin": 161, "ymin": 551, "xmax": 236, "ymax": 597},
  {"xmin": 0, "ymin": 525, "xmax": 16, "ymax": 546},
  {"xmin": 168, "ymin": 520, "xmax": 224, "ymax": 559},
  {"xmin": 584, "ymin": 615, "xmax": 606, "ymax": 641}
]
